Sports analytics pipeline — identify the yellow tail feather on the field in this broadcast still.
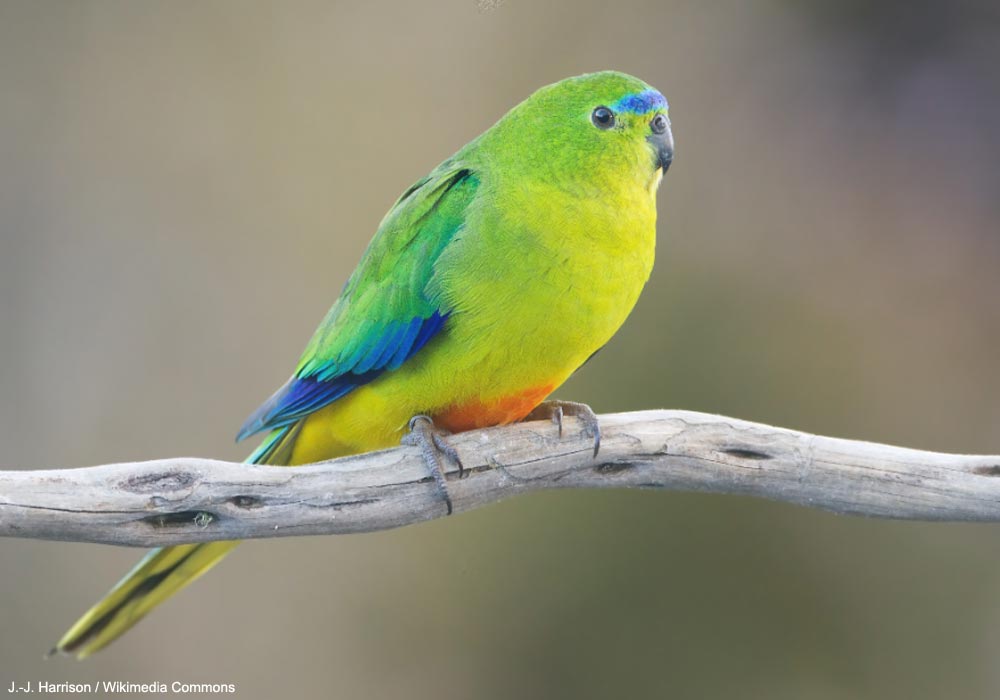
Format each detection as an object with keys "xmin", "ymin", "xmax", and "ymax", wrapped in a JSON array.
[{"xmin": 53, "ymin": 541, "xmax": 238, "ymax": 659}]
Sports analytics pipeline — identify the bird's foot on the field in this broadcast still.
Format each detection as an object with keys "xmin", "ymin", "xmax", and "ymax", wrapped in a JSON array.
[
  {"xmin": 525, "ymin": 400, "xmax": 601, "ymax": 458},
  {"xmin": 402, "ymin": 415, "xmax": 464, "ymax": 515}
]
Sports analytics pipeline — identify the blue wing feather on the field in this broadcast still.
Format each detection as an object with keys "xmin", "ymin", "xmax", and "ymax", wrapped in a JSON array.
[{"xmin": 236, "ymin": 311, "xmax": 449, "ymax": 442}]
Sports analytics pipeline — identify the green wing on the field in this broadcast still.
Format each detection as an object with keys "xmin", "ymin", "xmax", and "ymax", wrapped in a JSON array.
[{"xmin": 237, "ymin": 164, "xmax": 479, "ymax": 442}]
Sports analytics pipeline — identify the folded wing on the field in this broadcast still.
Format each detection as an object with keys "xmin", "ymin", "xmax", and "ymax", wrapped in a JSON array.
[{"xmin": 237, "ymin": 165, "xmax": 479, "ymax": 442}]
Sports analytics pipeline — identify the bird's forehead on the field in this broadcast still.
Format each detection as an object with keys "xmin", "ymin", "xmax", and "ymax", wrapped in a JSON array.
[{"xmin": 610, "ymin": 89, "xmax": 668, "ymax": 115}]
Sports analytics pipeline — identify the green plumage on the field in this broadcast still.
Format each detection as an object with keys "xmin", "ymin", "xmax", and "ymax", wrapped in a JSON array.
[{"xmin": 297, "ymin": 166, "xmax": 477, "ymax": 377}]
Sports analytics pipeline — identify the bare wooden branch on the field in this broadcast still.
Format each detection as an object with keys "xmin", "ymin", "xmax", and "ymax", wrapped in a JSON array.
[{"xmin": 2, "ymin": 410, "xmax": 999, "ymax": 547}]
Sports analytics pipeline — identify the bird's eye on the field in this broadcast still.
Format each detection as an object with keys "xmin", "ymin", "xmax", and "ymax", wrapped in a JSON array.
[
  {"xmin": 650, "ymin": 113, "xmax": 668, "ymax": 135},
  {"xmin": 591, "ymin": 106, "xmax": 615, "ymax": 130}
]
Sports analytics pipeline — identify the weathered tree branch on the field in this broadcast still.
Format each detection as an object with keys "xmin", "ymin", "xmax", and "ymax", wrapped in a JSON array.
[{"xmin": 2, "ymin": 410, "xmax": 999, "ymax": 547}]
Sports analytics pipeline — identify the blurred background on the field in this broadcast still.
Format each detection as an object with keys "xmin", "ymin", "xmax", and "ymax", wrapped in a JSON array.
[{"xmin": 2, "ymin": 1, "xmax": 999, "ymax": 697}]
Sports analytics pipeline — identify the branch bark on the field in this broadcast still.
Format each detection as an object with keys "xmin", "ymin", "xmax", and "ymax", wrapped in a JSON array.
[{"xmin": 2, "ymin": 410, "xmax": 999, "ymax": 547}]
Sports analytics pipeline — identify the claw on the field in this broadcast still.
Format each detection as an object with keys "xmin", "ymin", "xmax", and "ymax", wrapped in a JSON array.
[
  {"xmin": 551, "ymin": 404, "xmax": 564, "ymax": 438},
  {"xmin": 526, "ymin": 400, "xmax": 601, "ymax": 457},
  {"xmin": 402, "ymin": 415, "xmax": 461, "ymax": 515}
]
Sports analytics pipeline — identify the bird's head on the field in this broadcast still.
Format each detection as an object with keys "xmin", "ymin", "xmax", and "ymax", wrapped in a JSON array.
[{"xmin": 479, "ymin": 71, "xmax": 673, "ymax": 197}]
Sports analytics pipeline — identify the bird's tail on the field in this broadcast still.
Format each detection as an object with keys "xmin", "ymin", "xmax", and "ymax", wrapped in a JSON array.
[
  {"xmin": 51, "ymin": 541, "xmax": 238, "ymax": 659},
  {"xmin": 52, "ymin": 424, "xmax": 300, "ymax": 659}
]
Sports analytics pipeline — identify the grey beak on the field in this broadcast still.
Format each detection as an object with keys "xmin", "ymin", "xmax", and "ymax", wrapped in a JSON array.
[{"xmin": 648, "ymin": 125, "xmax": 674, "ymax": 172}]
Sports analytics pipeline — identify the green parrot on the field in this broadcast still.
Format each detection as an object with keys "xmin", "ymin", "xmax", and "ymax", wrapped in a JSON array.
[{"xmin": 54, "ymin": 70, "xmax": 673, "ymax": 658}]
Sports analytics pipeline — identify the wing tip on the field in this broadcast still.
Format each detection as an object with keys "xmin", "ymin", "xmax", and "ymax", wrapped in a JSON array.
[
  {"xmin": 234, "ymin": 422, "xmax": 260, "ymax": 443},
  {"xmin": 235, "ymin": 378, "xmax": 295, "ymax": 443}
]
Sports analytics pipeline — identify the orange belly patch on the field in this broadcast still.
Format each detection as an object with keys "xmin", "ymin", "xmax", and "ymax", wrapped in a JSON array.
[{"xmin": 434, "ymin": 383, "xmax": 556, "ymax": 432}]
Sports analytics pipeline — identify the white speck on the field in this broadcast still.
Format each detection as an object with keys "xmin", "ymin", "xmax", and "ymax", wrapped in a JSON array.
[{"xmin": 477, "ymin": 0, "xmax": 505, "ymax": 12}]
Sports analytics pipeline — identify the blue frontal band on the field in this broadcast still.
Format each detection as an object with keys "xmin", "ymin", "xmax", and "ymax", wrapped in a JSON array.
[{"xmin": 611, "ymin": 90, "xmax": 668, "ymax": 115}]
